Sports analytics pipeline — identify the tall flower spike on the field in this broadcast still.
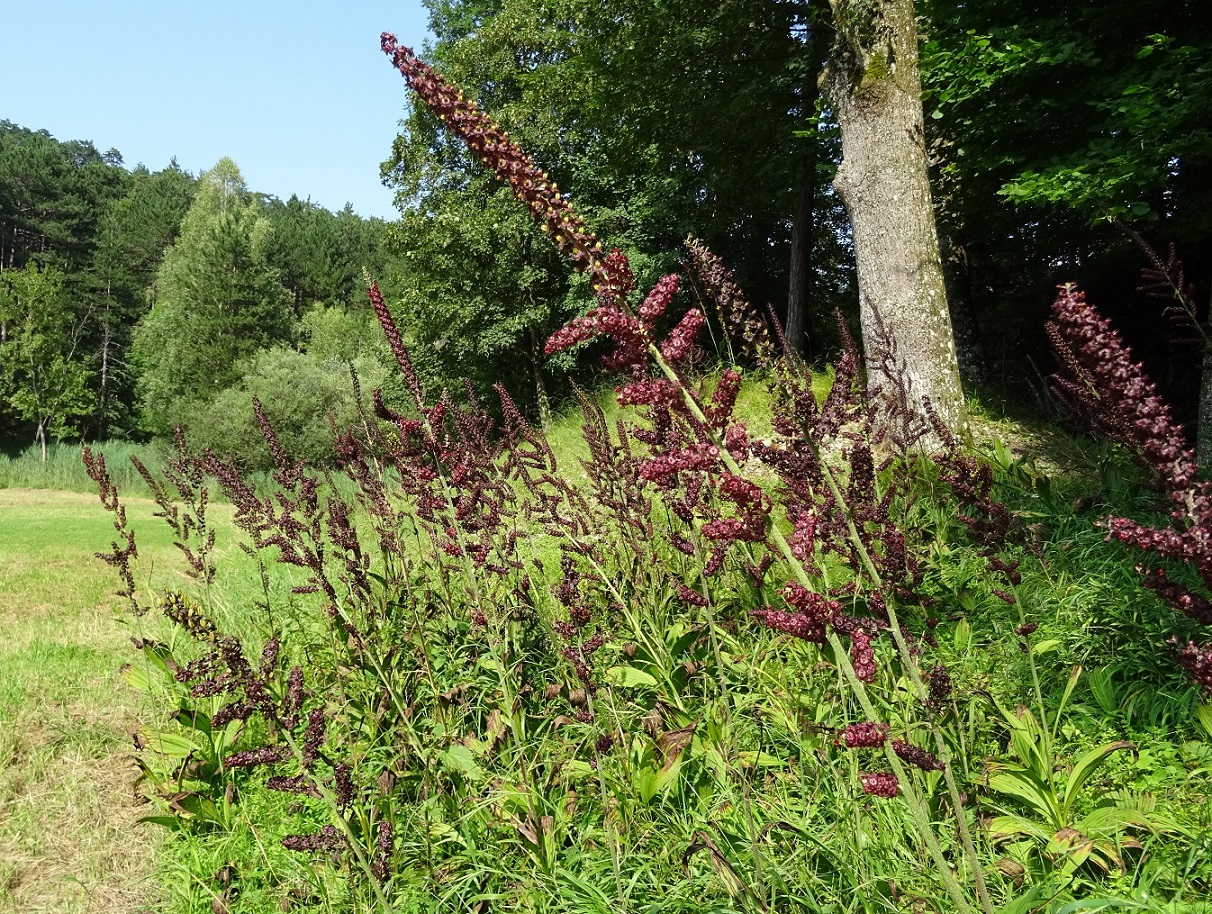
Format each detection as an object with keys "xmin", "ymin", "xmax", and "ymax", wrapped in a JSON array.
[
  {"xmin": 382, "ymin": 33, "xmax": 612, "ymax": 286},
  {"xmin": 685, "ymin": 236, "xmax": 774, "ymax": 363},
  {"xmin": 1047, "ymin": 283, "xmax": 1197, "ymax": 494},
  {"xmin": 1049, "ymin": 284, "xmax": 1212, "ymax": 692}
]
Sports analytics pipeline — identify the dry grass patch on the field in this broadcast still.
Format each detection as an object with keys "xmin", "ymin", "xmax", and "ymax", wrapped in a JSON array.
[{"xmin": 0, "ymin": 488, "xmax": 179, "ymax": 914}]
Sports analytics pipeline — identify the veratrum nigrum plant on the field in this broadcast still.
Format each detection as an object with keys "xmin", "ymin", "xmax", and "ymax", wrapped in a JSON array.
[
  {"xmin": 84, "ymin": 32, "xmax": 1210, "ymax": 914},
  {"xmin": 380, "ymin": 31, "xmax": 999, "ymax": 914},
  {"xmin": 1048, "ymin": 283, "xmax": 1212, "ymax": 692}
]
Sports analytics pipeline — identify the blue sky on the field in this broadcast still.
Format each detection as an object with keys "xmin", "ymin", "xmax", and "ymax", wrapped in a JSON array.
[{"xmin": 1, "ymin": 1, "xmax": 432, "ymax": 220}]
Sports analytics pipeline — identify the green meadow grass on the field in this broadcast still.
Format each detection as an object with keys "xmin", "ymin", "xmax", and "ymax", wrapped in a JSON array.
[
  {"xmin": 0, "ymin": 488, "xmax": 176, "ymax": 912},
  {"xmin": 0, "ymin": 487, "xmax": 302, "ymax": 914}
]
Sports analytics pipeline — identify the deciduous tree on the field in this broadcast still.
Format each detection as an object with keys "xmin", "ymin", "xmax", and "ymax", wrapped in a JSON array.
[
  {"xmin": 823, "ymin": 0, "xmax": 965, "ymax": 437},
  {"xmin": 0, "ymin": 263, "xmax": 93, "ymax": 458},
  {"xmin": 132, "ymin": 159, "xmax": 293, "ymax": 435}
]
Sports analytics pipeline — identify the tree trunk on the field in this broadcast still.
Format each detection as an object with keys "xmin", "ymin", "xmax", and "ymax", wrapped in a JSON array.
[
  {"xmin": 529, "ymin": 325, "xmax": 552, "ymax": 430},
  {"xmin": 785, "ymin": 24, "xmax": 825, "ymax": 358},
  {"xmin": 823, "ymin": 0, "xmax": 965, "ymax": 442},
  {"xmin": 96, "ymin": 282, "xmax": 114, "ymax": 441},
  {"xmin": 939, "ymin": 234, "xmax": 987, "ymax": 390},
  {"xmin": 1199, "ymin": 345, "xmax": 1212, "ymax": 471},
  {"xmin": 785, "ymin": 159, "xmax": 815, "ymax": 357}
]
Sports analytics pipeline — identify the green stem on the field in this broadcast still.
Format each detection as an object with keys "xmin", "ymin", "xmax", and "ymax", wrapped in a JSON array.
[{"xmin": 647, "ymin": 342, "xmax": 990, "ymax": 914}]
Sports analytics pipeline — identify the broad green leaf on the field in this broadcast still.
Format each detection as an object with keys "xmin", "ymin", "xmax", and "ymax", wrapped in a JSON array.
[
  {"xmin": 987, "ymin": 765, "xmax": 1062, "ymax": 824},
  {"xmin": 737, "ymin": 750, "xmax": 785, "ymax": 770},
  {"xmin": 171, "ymin": 708, "xmax": 213, "ymax": 736},
  {"xmin": 441, "ymin": 745, "xmax": 484, "ymax": 782},
  {"xmin": 605, "ymin": 666, "xmax": 658, "ymax": 689},
  {"xmin": 139, "ymin": 728, "xmax": 198, "ymax": 759},
  {"xmin": 1195, "ymin": 702, "xmax": 1212, "ymax": 741},
  {"xmin": 998, "ymin": 882, "xmax": 1060, "ymax": 914},
  {"xmin": 562, "ymin": 759, "xmax": 596, "ymax": 780},
  {"xmin": 985, "ymin": 813, "xmax": 1053, "ymax": 844},
  {"xmin": 1054, "ymin": 898, "xmax": 1150, "ymax": 914},
  {"xmin": 137, "ymin": 815, "xmax": 184, "ymax": 832},
  {"xmin": 1079, "ymin": 803, "xmax": 1160, "ymax": 837},
  {"xmin": 1061, "ymin": 741, "xmax": 1135, "ymax": 817},
  {"xmin": 120, "ymin": 662, "xmax": 154, "ymax": 692}
]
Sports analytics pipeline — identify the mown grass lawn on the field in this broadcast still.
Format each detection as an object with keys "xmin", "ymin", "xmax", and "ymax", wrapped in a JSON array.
[{"xmin": 0, "ymin": 488, "xmax": 216, "ymax": 913}]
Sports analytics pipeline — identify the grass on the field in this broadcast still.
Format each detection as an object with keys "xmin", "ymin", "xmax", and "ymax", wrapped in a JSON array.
[
  {"xmin": 0, "ymin": 488, "xmax": 176, "ymax": 912},
  {"xmin": 5, "ymin": 381, "xmax": 1212, "ymax": 913},
  {"xmin": 0, "ymin": 442, "xmax": 169, "ymax": 499},
  {"xmin": 0, "ymin": 485, "xmax": 305, "ymax": 914}
]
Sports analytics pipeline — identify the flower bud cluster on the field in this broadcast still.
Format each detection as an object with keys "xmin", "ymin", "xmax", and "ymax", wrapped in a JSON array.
[
  {"xmin": 1048, "ymin": 284, "xmax": 1197, "ymax": 494},
  {"xmin": 616, "ymin": 379, "xmax": 681, "ymax": 408},
  {"xmin": 702, "ymin": 473, "xmax": 771, "ymax": 544},
  {"xmin": 706, "ymin": 371, "xmax": 743, "ymax": 429},
  {"xmin": 372, "ymin": 821, "xmax": 394, "ymax": 882},
  {"xmin": 223, "ymin": 745, "xmax": 292, "ymax": 769},
  {"xmin": 685, "ymin": 236, "xmax": 773, "ymax": 362},
  {"xmin": 892, "ymin": 739, "xmax": 944, "ymax": 772},
  {"xmin": 637, "ymin": 274, "xmax": 679, "ymax": 328},
  {"xmin": 839, "ymin": 722, "xmax": 889, "ymax": 748},
  {"xmin": 267, "ymin": 775, "xmax": 320, "ymax": 797},
  {"xmin": 860, "ymin": 772, "xmax": 900, "ymax": 798},
  {"xmin": 282, "ymin": 825, "xmax": 343, "ymax": 854},
  {"xmin": 639, "ymin": 443, "xmax": 721, "ymax": 484},
  {"xmin": 925, "ymin": 664, "xmax": 952, "ymax": 712},
  {"xmin": 724, "ymin": 423, "xmax": 751, "ymax": 461},
  {"xmin": 1142, "ymin": 568, "xmax": 1212, "ymax": 626},
  {"xmin": 846, "ymin": 627, "xmax": 877, "ymax": 682},
  {"xmin": 659, "ymin": 308, "xmax": 706, "ymax": 364},
  {"xmin": 750, "ymin": 584, "xmax": 844, "ymax": 645},
  {"xmin": 157, "ymin": 589, "xmax": 217, "ymax": 642},
  {"xmin": 1173, "ymin": 639, "xmax": 1212, "ymax": 692},
  {"xmin": 677, "ymin": 584, "xmax": 709, "ymax": 608}
]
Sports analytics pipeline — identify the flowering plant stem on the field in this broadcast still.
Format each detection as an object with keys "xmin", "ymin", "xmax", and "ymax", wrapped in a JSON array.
[
  {"xmin": 647, "ymin": 341, "xmax": 992, "ymax": 914},
  {"xmin": 278, "ymin": 726, "xmax": 394, "ymax": 911}
]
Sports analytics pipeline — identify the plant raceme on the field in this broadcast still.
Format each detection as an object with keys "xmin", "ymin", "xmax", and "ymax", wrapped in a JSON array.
[
  {"xmin": 1048, "ymin": 284, "xmax": 1212, "ymax": 691},
  {"xmin": 382, "ymin": 32, "xmax": 997, "ymax": 914},
  {"xmin": 88, "ymin": 35, "xmax": 1208, "ymax": 914}
]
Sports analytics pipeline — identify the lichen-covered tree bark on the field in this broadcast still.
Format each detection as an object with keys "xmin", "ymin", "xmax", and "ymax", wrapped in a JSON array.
[{"xmin": 823, "ymin": 0, "xmax": 965, "ymax": 440}]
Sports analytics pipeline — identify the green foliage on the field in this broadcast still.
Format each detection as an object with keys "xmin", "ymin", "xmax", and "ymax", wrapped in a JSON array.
[
  {"xmin": 132, "ymin": 159, "xmax": 295, "ymax": 436},
  {"xmin": 124, "ymin": 636, "xmax": 246, "ymax": 834},
  {"xmin": 919, "ymin": 0, "xmax": 1212, "ymax": 398},
  {"xmin": 185, "ymin": 342, "xmax": 389, "ymax": 470},
  {"xmin": 262, "ymin": 195, "xmax": 391, "ymax": 312},
  {"xmin": 984, "ymin": 668, "xmax": 1177, "ymax": 878},
  {"xmin": 387, "ymin": 176, "xmax": 574, "ymax": 403},
  {"xmin": 0, "ymin": 263, "xmax": 94, "ymax": 455},
  {"xmin": 382, "ymin": 0, "xmax": 853, "ymax": 387},
  {"xmin": 924, "ymin": 11, "xmax": 1212, "ymax": 224}
]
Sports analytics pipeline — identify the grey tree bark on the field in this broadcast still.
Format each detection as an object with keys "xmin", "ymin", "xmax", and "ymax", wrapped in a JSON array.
[
  {"xmin": 1199, "ymin": 346, "xmax": 1212, "ymax": 470},
  {"xmin": 822, "ymin": 0, "xmax": 965, "ymax": 441},
  {"xmin": 785, "ymin": 25, "xmax": 826, "ymax": 358}
]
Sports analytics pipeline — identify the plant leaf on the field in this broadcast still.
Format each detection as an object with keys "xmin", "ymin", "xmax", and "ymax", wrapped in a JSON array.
[
  {"xmin": 1061, "ymin": 741, "xmax": 1135, "ymax": 817},
  {"xmin": 988, "ymin": 764, "xmax": 1062, "ymax": 825},
  {"xmin": 606, "ymin": 666, "xmax": 659, "ymax": 689},
  {"xmin": 441, "ymin": 745, "xmax": 484, "ymax": 782},
  {"xmin": 138, "ymin": 728, "xmax": 198, "ymax": 759}
]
